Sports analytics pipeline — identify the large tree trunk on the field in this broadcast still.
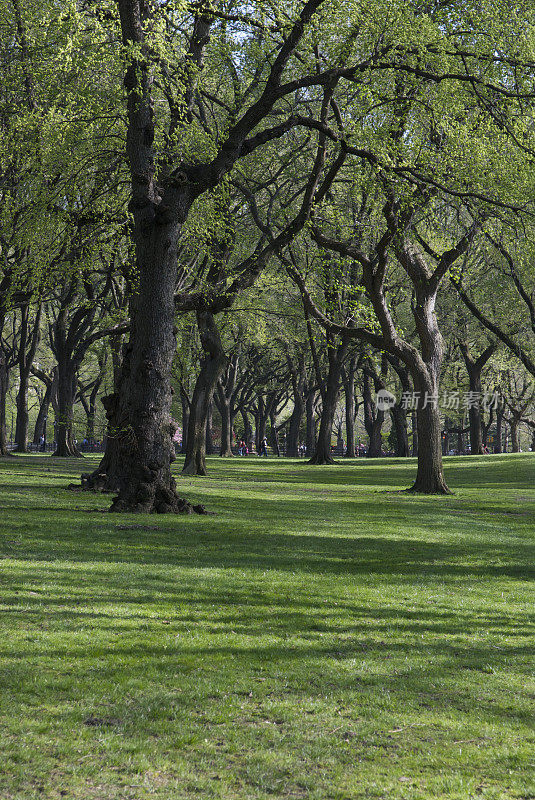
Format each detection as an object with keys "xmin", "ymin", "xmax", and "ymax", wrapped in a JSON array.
[
  {"xmin": 109, "ymin": 215, "xmax": 198, "ymax": 510},
  {"xmin": 107, "ymin": 5, "xmax": 207, "ymax": 513},
  {"xmin": 410, "ymin": 395, "xmax": 449, "ymax": 493},
  {"xmin": 405, "ymin": 329, "xmax": 449, "ymax": 494},
  {"xmin": 53, "ymin": 358, "xmax": 82, "ymax": 457},
  {"xmin": 182, "ymin": 312, "xmax": 227, "ymax": 477}
]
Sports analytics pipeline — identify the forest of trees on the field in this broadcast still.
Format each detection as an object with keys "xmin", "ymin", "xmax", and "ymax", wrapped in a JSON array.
[{"xmin": 1, "ymin": 0, "xmax": 535, "ymax": 510}]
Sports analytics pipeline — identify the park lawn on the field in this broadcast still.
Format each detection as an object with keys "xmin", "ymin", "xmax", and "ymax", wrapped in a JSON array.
[{"xmin": 0, "ymin": 453, "xmax": 533, "ymax": 800}]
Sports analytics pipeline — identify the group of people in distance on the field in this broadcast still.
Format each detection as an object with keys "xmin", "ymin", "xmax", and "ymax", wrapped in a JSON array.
[{"xmin": 238, "ymin": 437, "xmax": 268, "ymax": 457}]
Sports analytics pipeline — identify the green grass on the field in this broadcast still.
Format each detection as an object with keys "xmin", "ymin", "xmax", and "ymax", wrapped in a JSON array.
[{"xmin": 0, "ymin": 453, "xmax": 534, "ymax": 800}]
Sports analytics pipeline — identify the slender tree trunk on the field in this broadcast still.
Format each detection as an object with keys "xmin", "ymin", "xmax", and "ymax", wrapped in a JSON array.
[
  {"xmin": 310, "ymin": 396, "xmax": 336, "ymax": 464},
  {"xmin": 390, "ymin": 404, "xmax": 409, "ymax": 457},
  {"xmin": 53, "ymin": 359, "xmax": 82, "ymax": 457},
  {"xmin": 0, "ymin": 350, "xmax": 10, "ymax": 456},
  {"xmin": 85, "ymin": 401, "xmax": 96, "ymax": 444},
  {"xmin": 460, "ymin": 342, "xmax": 496, "ymax": 455},
  {"xmin": 495, "ymin": 407, "xmax": 504, "ymax": 453},
  {"xmin": 180, "ymin": 387, "xmax": 190, "ymax": 452},
  {"xmin": 14, "ymin": 372, "xmax": 30, "ymax": 452},
  {"xmin": 286, "ymin": 354, "xmax": 305, "ymax": 457},
  {"xmin": 217, "ymin": 394, "xmax": 234, "ymax": 457},
  {"xmin": 269, "ymin": 407, "xmax": 280, "ymax": 456},
  {"xmin": 33, "ymin": 382, "xmax": 52, "ymax": 445},
  {"xmin": 254, "ymin": 396, "xmax": 268, "ymax": 454},
  {"xmin": 241, "ymin": 408, "xmax": 253, "ymax": 448},
  {"xmin": 510, "ymin": 418, "xmax": 520, "ymax": 452},
  {"xmin": 411, "ymin": 412, "xmax": 418, "ymax": 457},
  {"xmin": 343, "ymin": 361, "xmax": 356, "ymax": 457},
  {"xmin": 362, "ymin": 371, "xmax": 384, "ymax": 458},
  {"xmin": 14, "ymin": 305, "xmax": 41, "ymax": 453},
  {"xmin": 286, "ymin": 394, "xmax": 304, "ymax": 457},
  {"xmin": 309, "ymin": 336, "xmax": 348, "ymax": 465},
  {"xmin": 305, "ymin": 387, "xmax": 316, "ymax": 457},
  {"xmin": 182, "ymin": 312, "xmax": 228, "ymax": 477},
  {"xmin": 205, "ymin": 401, "xmax": 214, "ymax": 455}
]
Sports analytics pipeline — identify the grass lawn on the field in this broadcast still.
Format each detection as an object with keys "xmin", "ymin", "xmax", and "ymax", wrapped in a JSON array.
[{"xmin": 0, "ymin": 452, "xmax": 533, "ymax": 800}]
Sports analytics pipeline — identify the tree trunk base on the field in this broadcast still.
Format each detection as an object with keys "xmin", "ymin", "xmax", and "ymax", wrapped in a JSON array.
[
  {"xmin": 52, "ymin": 447, "xmax": 83, "ymax": 457},
  {"xmin": 406, "ymin": 479, "xmax": 452, "ymax": 495},
  {"xmin": 110, "ymin": 480, "xmax": 207, "ymax": 514},
  {"xmin": 181, "ymin": 460, "xmax": 208, "ymax": 476},
  {"xmin": 308, "ymin": 453, "xmax": 336, "ymax": 465},
  {"xmin": 76, "ymin": 471, "xmax": 118, "ymax": 493}
]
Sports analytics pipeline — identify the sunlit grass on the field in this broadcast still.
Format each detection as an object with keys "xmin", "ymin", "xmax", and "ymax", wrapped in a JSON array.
[{"xmin": 0, "ymin": 453, "xmax": 533, "ymax": 799}]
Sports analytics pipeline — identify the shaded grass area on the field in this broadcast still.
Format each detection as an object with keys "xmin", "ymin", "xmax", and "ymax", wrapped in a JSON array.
[{"xmin": 0, "ymin": 453, "xmax": 533, "ymax": 799}]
